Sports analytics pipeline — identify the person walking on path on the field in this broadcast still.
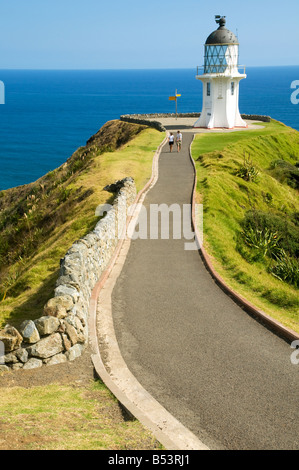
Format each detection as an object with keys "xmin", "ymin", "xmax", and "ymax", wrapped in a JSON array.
[
  {"xmin": 176, "ymin": 131, "xmax": 182, "ymax": 152},
  {"xmin": 168, "ymin": 133, "xmax": 174, "ymax": 152}
]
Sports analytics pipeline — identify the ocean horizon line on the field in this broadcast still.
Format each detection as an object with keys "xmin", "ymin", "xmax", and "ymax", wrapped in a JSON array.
[{"xmin": 0, "ymin": 65, "xmax": 298, "ymax": 72}]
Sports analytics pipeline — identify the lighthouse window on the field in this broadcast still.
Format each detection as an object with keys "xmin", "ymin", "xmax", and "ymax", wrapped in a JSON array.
[
  {"xmin": 204, "ymin": 45, "xmax": 228, "ymax": 73},
  {"xmin": 207, "ymin": 82, "xmax": 211, "ymax": 96},
  {"xmin": 204, "ymin": 45, "xmax": 239, "ymax": 73},
  {"xmin": 231, "ymin": 82, "xmax": 235, "ymax": 95}
]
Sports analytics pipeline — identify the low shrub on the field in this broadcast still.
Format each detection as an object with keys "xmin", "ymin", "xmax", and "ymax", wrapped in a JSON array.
[
  {"xmin": 239, "ymin": 210, "xmax": 299, "ymax": 288},
  {"xmin": 269, "ymin": 250, "xmax": 299, "ymax": 288},
  {"xmin": 241, "ymin": 210, "xmax": 299, "ymax": 258},
  {"xmin": 235, "ymin": 153, "xmax": 259, "ymax": 182},
  {"xmin": 269, "ymin": 159, "xmax": 299, "ymax": 189},
  {"xmin": 241, "ymin": 226, "xmax": 281, "ymax": 259}
]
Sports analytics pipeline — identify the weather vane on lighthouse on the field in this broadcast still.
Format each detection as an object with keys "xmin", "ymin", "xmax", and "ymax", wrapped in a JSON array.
[{"xmin": 194, "ymin": 16, "xmax": 247, "ymax": 129}]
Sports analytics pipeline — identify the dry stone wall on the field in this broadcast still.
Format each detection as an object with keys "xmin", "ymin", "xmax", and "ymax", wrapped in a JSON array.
[
  {"xmin": 0, "ymin": 177, "xmax": 136, "ymax": 371},
  {"xmin": 120, "ymin": 113, "xmax": 272, "ymax": 130},
  {"xmin": 241, "ymin": 114, "xmax": 271, "ymax": 122}
]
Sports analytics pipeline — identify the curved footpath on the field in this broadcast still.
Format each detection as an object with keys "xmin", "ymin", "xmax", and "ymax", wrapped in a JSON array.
[{"xmin": 106, "ymin": 132, "xmax": 299, "ymax": 450}]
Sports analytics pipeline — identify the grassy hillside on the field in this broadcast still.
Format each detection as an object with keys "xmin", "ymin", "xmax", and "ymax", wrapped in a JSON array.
[
  {"xmin": 191, "ymin": 120, "xmax": 299, "ymax": 333},
  {"xmin": 0, "ymin": 120, "xmax": 165, "ymax": 451},
  {"xmin": 0, "ymin": 120, "xmax": 165, "ymax": 328}
]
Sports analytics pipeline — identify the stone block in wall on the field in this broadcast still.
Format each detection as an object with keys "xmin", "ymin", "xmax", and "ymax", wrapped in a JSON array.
[
  {"xmin": 65, "ymin": 344, "xmax": 82, "ymax": 362},
  {"xmin": 44, "ymin": 353, "xmax": 67, "ymax": 366},
  {"xmin": 56, "ymin": 274, "xmax": 81, "ymax": 292},
  {"xmin": 63, "ymin": 246, "xmax": 88, "ymax": 267},
  {"xmin": 62, "ymin": 333, "xmax": 72, "ymax": 351},
  {"xmin": 63, "ymin": 322, "xmax": 78, "ymax": 346},
  {"xmin": 19, "ymin": 320, "xmax": 40, "ymax": 344},
  {"xmin": 54, "ymin": 285, "xmax": 80, "ymax": 303},
  {"xmin": 64, "ymin": 315, "xmax": 86, "ymax": 344},
  {"xmin": 34, "ymin": 316, "xmax": 60, "ymax": 336},
  {"xmin": 65, "ymin": 314, "xmax": 84, "ymax": 333},
  {"xmin": 12, "ymin": 363, "xmax": 24, "ymax": 371},
  {"xmin": 104, "ymin": 176, "xmax": 134, "ymax": 194},
  {"xmin": 23, "ymin": 358, "xmax": 43, "ymax": 370},
  {"xmin": 4, "ymin": 352, "xmax": 19, "ymax": 364},
  {"xmin": 76, "ymin": 310, "xmax": 86, "ymax": 328},
  {"xmin": 77, "ymin": 286, "xmax": 90, "ymax": 305},
  {"xmin": 0, "ymin": 325, "xmax": 23, "ymax": 353},
  {"xmin": 43, "ymin": 295, "xmax": 74, "ymax": 318},
  {"xmin": 83, "ymin": 233, "xmax": 100, "ymax": 248},
  {"xmin": 15, "ymin": 348, "xmax": 28, "ymax": 364},
  {"xmin": 27, "ymin": 333, "xmax": 64, "ymax": 359},
  {"xmin": 4, "ymin": 348, "xmax": 28, "ymax": 364}
]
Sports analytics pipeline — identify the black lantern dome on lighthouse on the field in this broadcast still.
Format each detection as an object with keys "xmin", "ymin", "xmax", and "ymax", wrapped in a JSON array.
[{"xmin": 204, "ymin": 16, "xmax": 239, "ymax": 74}]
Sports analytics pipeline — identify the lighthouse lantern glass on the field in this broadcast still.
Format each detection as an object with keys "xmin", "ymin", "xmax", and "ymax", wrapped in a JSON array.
[{"xmin": 204, "ymin": 45, "xmax": 239, "ymax": 74}]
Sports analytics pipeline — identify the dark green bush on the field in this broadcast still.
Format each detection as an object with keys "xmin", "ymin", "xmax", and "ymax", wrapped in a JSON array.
[
  {"xmin": 238, "ymin": 209, "xmax": 299, "ymax": 288},
  {"xmin": 269, "ymin": 250, "xmax": 299, "ymax": 288},
  {"xmin": 269, "ymin": 159, "xmax": 299, "ymax": 189},
  {"xmin": 293, "ymin": 212, "xmax": 299, "ymax": 227},
  {"xmin": 241, "ymin": 226, "xmax": 281, "ymax": 258},
  {"xmin": 241, "ymin": 210, "xmax": 299, "ymax": 258}
]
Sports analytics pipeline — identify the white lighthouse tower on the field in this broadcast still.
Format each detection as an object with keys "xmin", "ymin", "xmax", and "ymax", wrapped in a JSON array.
[{"xmin": 194, "ymin": 16, "xmax": 247, "ymax": 129}]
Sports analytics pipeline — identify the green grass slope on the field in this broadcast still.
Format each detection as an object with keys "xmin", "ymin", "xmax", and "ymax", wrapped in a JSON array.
[
  {"xmin": 0, "ymin": 380, "xmax": 162, "ymax": 450},
  {"xmin": 0, "ymin": 120, "xmax": 165, "ymax": 451},
  {"xmin": 192, "ymin": 120, "xmax": 299, "ymax": 333},
  {"xmin": 0, "ymin": 120, "xmax": 165, "ymax": 328}
]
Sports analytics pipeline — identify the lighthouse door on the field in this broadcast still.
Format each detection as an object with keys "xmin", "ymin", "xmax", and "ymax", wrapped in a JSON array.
[
  {"xmin": 205, "ymin": 81, "xmax": 213, "ymax": 127},
  {"xmin": 206, "ymin": 108, "xmax": 213, "ymax": 127}
]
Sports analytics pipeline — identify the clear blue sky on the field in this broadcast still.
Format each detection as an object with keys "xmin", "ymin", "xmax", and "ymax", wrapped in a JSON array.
[{"xmin": 1, "ymin": 0, "xmax": 298, "ymax": 69}]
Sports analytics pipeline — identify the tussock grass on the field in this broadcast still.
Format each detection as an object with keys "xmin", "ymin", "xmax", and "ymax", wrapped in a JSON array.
[{"xmin": 192, "ymin": 119, "xmax": 299, "ymax": 332}]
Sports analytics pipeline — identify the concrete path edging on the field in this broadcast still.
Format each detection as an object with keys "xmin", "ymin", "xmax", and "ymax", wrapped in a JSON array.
[
  {"xmin": 188, "ymin": 136, "xmax": 299, "ymax": 344},
  {"xmin": 88, "ymin": 133, "xmax": 209, "ymax": 450}
]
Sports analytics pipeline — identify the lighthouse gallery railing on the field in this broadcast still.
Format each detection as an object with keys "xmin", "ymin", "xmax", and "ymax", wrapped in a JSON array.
[{"xmin": 196, "ymin": 65, "xmax": 246, "ymax": 75}]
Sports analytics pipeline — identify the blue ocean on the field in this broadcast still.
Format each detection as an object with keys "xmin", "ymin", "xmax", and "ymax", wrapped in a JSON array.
[{"xmin": 0, "ymin": 67, "xmax": 298, "ymax": 190}]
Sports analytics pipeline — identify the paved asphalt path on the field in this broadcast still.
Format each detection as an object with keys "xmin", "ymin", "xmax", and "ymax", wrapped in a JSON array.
[{"xmin": 111, "ymin": 133, "xmax": 299, "ymax": 450}]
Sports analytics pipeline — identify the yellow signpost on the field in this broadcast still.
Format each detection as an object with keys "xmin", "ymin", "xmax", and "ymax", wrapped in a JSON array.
[{"xmin": 168, "ymin": 90, "xmax": 181, "ymax": 119}]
